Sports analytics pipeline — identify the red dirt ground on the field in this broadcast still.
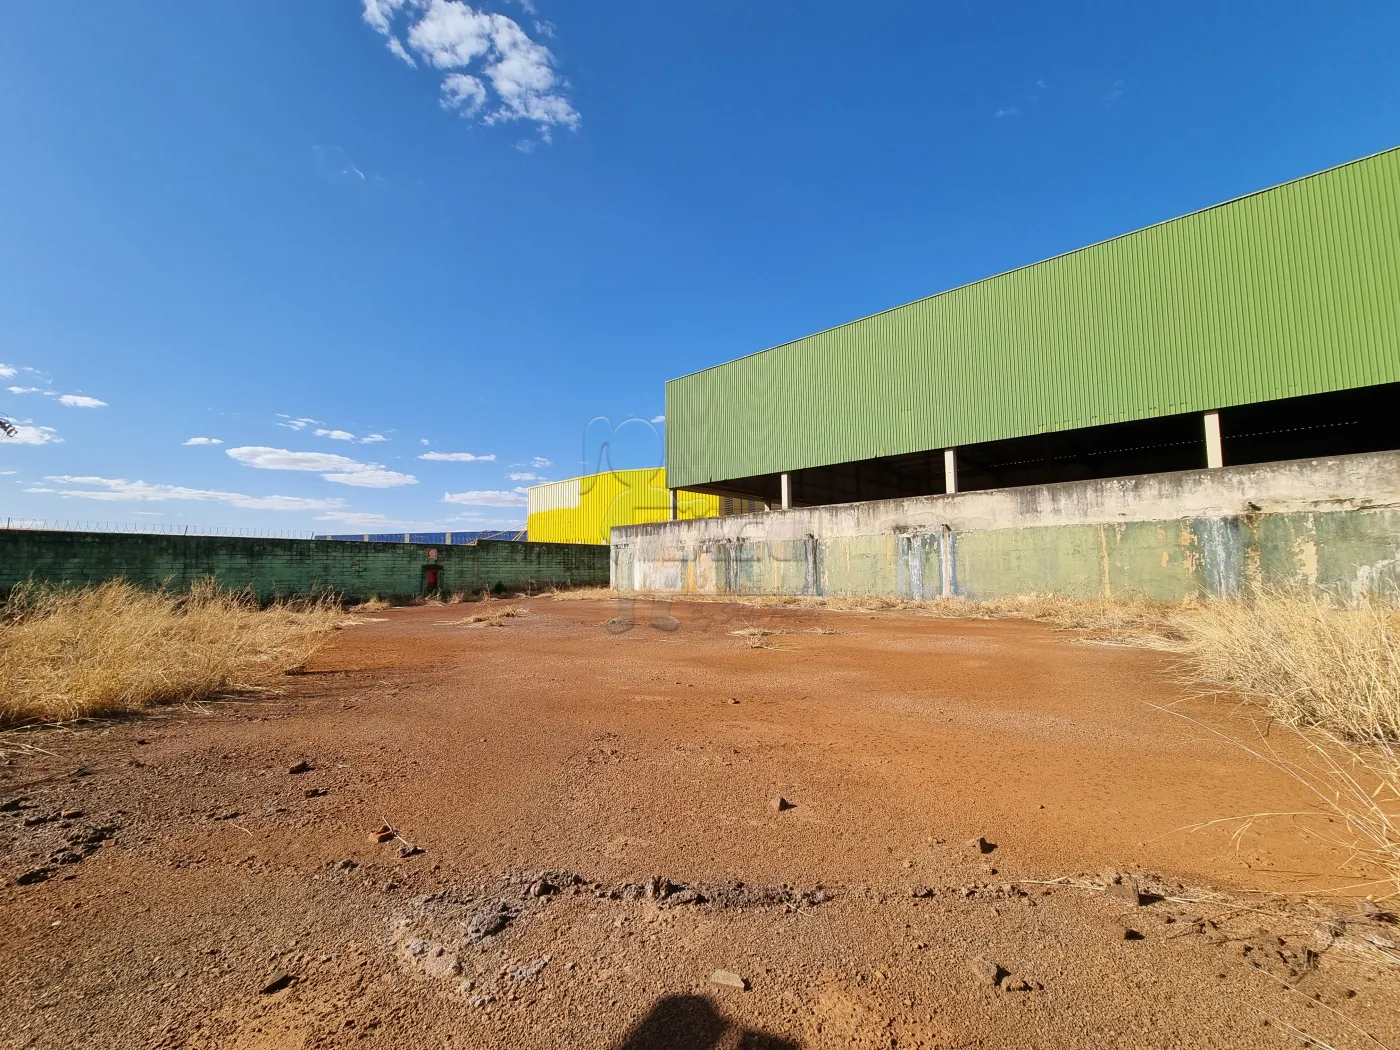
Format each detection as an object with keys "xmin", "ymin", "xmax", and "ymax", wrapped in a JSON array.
[{"xmin": 1, "ymin": 597, "xmax": 1397, "ymax": 1049}]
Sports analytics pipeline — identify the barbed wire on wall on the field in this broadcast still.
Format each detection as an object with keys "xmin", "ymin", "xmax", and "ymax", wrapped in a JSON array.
[{"xmin": 0, "ymin": 518, "xmax": 317, "ymax": 540}]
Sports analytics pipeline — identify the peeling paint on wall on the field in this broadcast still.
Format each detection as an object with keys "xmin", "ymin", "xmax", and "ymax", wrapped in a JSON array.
[{"xmin": 614, "ymin": 453, "xmax": 1400, "ymax": 606}]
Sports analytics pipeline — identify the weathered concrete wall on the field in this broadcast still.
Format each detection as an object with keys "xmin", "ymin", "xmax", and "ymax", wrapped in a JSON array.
[
  {"xmin": 0, "ymin": 532, "xmax": 610, "ymax": 601},
  {"xmin": 612, "ymin": 452, "xmax": 1400, "ymax": 603}
]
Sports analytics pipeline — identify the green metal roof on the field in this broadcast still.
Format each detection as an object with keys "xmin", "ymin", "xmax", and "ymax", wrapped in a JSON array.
[{"xmin": 666, "ymin": 147, "xmax": 1400, "ymax": 490}]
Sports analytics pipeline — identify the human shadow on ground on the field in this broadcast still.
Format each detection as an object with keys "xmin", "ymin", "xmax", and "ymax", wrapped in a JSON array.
[{"xmin": 613, "ymin": 994, "xmax": 800, "ymax": 1050}]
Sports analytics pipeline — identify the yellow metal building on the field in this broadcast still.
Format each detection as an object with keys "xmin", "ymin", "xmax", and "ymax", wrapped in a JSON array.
[{"xmin": 526, "ymin": 468, "xmax": 761, "ymax": 545}]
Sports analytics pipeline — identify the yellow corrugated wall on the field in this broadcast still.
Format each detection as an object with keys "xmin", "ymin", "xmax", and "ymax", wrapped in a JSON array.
[{"xmin": 526, "ymin": 468, "xmax": 723, "ymax": 545}]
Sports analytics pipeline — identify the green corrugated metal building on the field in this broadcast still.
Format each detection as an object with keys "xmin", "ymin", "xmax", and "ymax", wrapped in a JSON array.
[{"xmin": 666, "ymin": 148, "xmax": 1400, "ymax": 507}]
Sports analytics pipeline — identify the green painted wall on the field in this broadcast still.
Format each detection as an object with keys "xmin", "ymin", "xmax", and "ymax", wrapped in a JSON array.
[
  {"xmin": 615, "ymin": 508, "xmax": 1400, "ymax": 605},
  {"xmin": 0, "ymin": 531, "xmax": 609, "ymax": 601},
  {"xmin": 667, "ymin": 147, "xmax": 1400, "ymax": 488}
]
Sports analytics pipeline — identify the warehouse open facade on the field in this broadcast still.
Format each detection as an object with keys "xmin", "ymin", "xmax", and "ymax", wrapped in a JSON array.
[
  {"xmin": 692, "ymin": 380, "xmax": 1400, "ymax": 507},
  {"xmin": 614, "ymin": 148, "xmax": 1400, "ymax": 602},
  {"xmin": 663, "ymin": 148, "xmax": 1400, "ymax": 510}
]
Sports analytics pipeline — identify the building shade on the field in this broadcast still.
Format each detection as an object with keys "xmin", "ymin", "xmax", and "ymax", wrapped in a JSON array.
[{"xmin": 665, "ymin": 147, "xmax": 1400, "ymax": 491}]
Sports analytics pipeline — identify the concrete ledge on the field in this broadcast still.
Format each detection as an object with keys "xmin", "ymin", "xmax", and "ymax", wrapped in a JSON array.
[{"xmin": 612, "ymin": 451, "xmax": 1400, "ymax": 602}]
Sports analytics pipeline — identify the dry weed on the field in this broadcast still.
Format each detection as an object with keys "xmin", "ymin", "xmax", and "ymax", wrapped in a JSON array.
[
  {"xmin": 1170, "ymin": 591, "xmax": 1400, "ymax": 742},
  {"xmin": 0, "ymin": 580, "xmax": 345, "ymax": 726},
  {"xmin": 728, "ymin": 622, "xmax": 794, "ymax": 650},
  {"xmin": 548, "ymin": 586, "xmax": 616, "ymax": 601},
  {"xmin": 351, "ymin": 595, "xmax": 392, "ymax": 612},
  {"xmin": 452, "ymin": 606, "xmax": 526, "ymax": 628},
  {"xmin": 603, "ymin": 588, "xmax": 1177, "ymax": 637},
  {"xmin": 1145, "ymin": 590, "xmax": 1400, "ymax": 901}
]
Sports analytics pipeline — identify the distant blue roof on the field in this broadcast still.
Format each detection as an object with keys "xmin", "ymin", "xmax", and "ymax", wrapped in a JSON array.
[{"xmin": 314, "ymin": 530, "xmax": 526, "ymax": 544}]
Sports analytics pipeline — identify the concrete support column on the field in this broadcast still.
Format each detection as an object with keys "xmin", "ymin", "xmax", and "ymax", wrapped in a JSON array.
[
  {"xmin": 1204, "ymin": 411, "xmax": 1224, "ymax": 469},
  {"xmin": 943, "ymin": 448, "xmax": 959, "ymax": 494},
  {"xmin": 780, "ymin": 473, "xmax": 792, "ymax": 510},
  {"xmin": 669, "ymin": 489, "xmax": 678, "ymax": 521}
]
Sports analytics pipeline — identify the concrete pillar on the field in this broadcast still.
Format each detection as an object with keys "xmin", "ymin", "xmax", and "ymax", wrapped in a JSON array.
[
  {"xmin": 1204, "ymin": 411, "xmax": 1224, "ymax": 469},
  {"xmin": 943, "ymin": 448, "xmax": 959, "ymax": 494},
  {"xmin": 669, "ymin": 489, "xmax": 678, "ymax": 521},
  {"xmin": 780, "ymin": 473, "xmax": 792, "ymax": 510}
]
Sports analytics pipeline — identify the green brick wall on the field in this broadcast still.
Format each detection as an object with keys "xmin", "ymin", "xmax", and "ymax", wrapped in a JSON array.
[{"xmin": 0, "ymin": 531, "xmax": 609, "ymax": 601}]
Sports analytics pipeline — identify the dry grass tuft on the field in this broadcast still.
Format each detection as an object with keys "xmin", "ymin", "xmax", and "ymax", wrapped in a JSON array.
[
  {"xmin": 728, "ymin": 622, "xmax": 794, "ymax": 650},
  {"xmin": 451, "ymin": 606, "xmax": 526, "ymax": 628},
  {"xmin": 548, "ymin": 586, "xmax": 616, "ymax": 601},
  {"xmin": 1171, "ymin": 591, "xmax": 1400, "ymax": 742},
  {"xmin": 351, "ymin": 595, "xmax": 392, "ymax": 612},
  {"xmin": 602, "ymin": 588, "xmax": 1180, "ymax": 642},
  {"xmin": 1161, "ymin": 591, "xmax": 1400, "ymax": 901},
  {"xmin": 0, "ymin": 580, "xmax": 345, "ymax": 726}
]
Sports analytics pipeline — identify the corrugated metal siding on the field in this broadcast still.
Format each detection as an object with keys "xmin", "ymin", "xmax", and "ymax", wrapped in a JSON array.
[
  {"xmin": 526, "ymin": 478, "xmax": 582, "ymax": 516},
  {"xmin": 526, "ymin": 469, "xmax": 723, "ymax": 545},
  {"xmin": 666, "ymin": 148, "xmax": 1400, "ymax": 489}
]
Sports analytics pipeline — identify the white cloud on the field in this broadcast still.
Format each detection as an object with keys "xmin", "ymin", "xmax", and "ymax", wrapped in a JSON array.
[
  {"xmin": 995, "ymin": 107, "xmax": 1019, "ymax": 118},
  {"xmin": 0, "ymin": 364, "xmax": 15, "ymax": 378},
  {"xmin": 24, "ymin": 487, "xmax": 55, "ymax": 493},
  {"xmin": 418, "ymin": 451, "xmax": 496, "ymax": 462},
  {"xmin": 420, "ymin": 438, "xmax": 432, "ymax": 445},
  {"xmin": 442, "ymin": 487, "xmax": 529, "ymax": 507},
  {"xmin": 360, "ymin": 433, "xmax": 388, "ymax": 443},
  {"xmin": 386, "ymin": 34, "xmax": 416, "ymax": 66},
  {"xmin": 505, "ymin": 471, "xmax": 545, "ymax": 481},
  {"xmin": 227, "ymin": 445, "xmax": 419, "ymax": 488},
  {"xmin": 363, "ymin": 0, "xmax": 579, "ymax": 139},
  {"xmin": 314, "ymin": 428, "xmax": 357, "ymax": 441},
  {"xmin": 7, "ymin": 387, "xmax": 107, "ymax": 407},
  {"xmin": 651, "ymin": 414, "xmax": 665, "ymax": 423},
  {"xmin": 277, "ymin": 415, "xmax": 323, "ymax": 430},
  {"xmin": 229, "ymin": 447, "xmax": 368, "ymax": 472},
  {"xmin": 441, "ymin": 72, "xmax": 487, "ymax": 116},
  {"xmin": 3, "ymin": 424, "xmax": 62, "ymax": 445},
  {"xmin": 41, "ymin": 476, "xmax": 345, "ymax": 511},
  {"xmin": 530, "ymin": 456, "xmax": 551, "ymax": 467},
  {"xmin": 362, "ymin": 0, "xmax": 412, "ymax": 34},
  {"xmin": 477, "ymin": 15, "xmax": 579, "ymax": 132},
  {"xmin": 312, "ymin": 144, "xmax": 382, "ymax": 185},
  {"xmin": 321, "ymin": 469, "xmax": 419, "ymax": 488},
  {"xmin": 183, "ymin": 437, "xmax": 223, "ymax": 446},
  {"xmin": 407, "ymin": 1, "xmax": 493, "ymax": 67}
]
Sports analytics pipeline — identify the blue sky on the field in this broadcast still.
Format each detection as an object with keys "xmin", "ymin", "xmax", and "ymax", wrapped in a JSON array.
[{"xmin": 0, "ymin": 2, "xmax": 1395, "ymax": 533}]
